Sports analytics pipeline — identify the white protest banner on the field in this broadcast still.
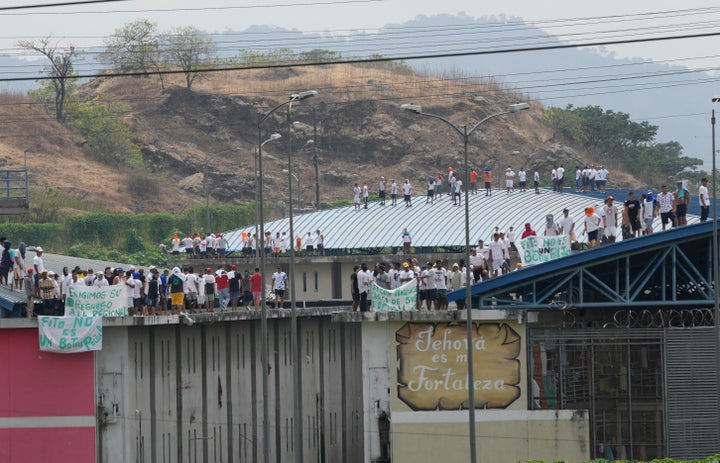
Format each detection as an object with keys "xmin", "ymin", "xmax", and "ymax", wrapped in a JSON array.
[
  {"xmin": 372, "ymin": 278, "xmax": 417, "ymax": 312},
  {"xmin": 65, "ymin": 285, "xmax": 128, "ymax": 317},
  {"xmin": 38, "ymin": 316, "xmax": 103, "ymax": 353},
  {"xmin": 518, "ymin": 235, "xmax": 572, "ymax": 266}
]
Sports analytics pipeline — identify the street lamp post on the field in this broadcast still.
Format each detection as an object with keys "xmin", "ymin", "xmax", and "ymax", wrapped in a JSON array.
[
  {"xmin": 712, "ymin": 97, "xmax": 720, "ymax": 442},
  {"xmin": 400, "ymin": 101, "xmax": 529, "ymax": 463},
  {"xmin": 258, "ymin": 90, "xmax": 317, "ymax": 463}
]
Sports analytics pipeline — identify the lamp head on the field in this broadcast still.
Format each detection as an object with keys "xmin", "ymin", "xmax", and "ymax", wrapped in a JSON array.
[
  {"xmin": 269, "ymin": 133, "xmax": 282, "ymax": 141},
  {"xmin": 305, "ymin": 139, "xmax": 314, "ymax": 145},
  {"xmin": 508, "ymin": 102, "xmax": 530, "ymax": 112},
  {"xmin": 713, "ymin": 96, "xmax": 720, "ymax": 103},
  {"xmin": 291, "ymin": 90, "xmax": 318, "ymax": 101},
  {"xmin": 401, "ymin": 103, "xmax": 422, "ymax": 114}
]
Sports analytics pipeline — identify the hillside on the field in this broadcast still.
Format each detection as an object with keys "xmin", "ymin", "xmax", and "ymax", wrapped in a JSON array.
[{"xmin": 1, "ymin": 64, "xmax": 637, "ymax": 221}]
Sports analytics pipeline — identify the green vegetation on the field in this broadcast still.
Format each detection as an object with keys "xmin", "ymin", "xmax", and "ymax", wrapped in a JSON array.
[
  {"xmin": 67, "ymin": 100, "xmax": 142, "ymax": 165},
  {"xmin": 543, "ymin": 105, "xmax": 704, "ymax": 185},
  {"xmin": 0, "ymin": 204, "xmax": 255, "ymax": 266}
]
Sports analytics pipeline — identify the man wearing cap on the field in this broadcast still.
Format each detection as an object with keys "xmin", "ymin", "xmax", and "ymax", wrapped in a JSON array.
[
  {"xmin": 33, "ymin": 247, "xmax": 44, "ymax": 288},
  {"xmin": 215, "ymin": 268, "xmax": 230, "ymax": 310},
  {"xmin": 521, "ymin": 222, "xmax": 536, "ymax": 239},
  {"xmin": 642, "ymin": 191, "xmax": 658, "ymax": 234},
  {"xmin": 623, "ymin": 192, "xmax": 642, "ymax": 238},
  {"xmin": 488, "ymin": 233, "xmax": 505, "ymax": 277},
  {"xmin": 93, "ymin": 271, "xmax": 109, "ymax": 287},
  {"xmin": 504, "ymin": 167, "xmax": 515, "ymax": 194},
  {"xmin": 601, "ymin": 196, "xmax": 618, "ymax": 243},
  {"xmin": 657, "ymin": 184, "xmax": 676, "ymax": 231},
  {"xmin": 271, "ymin": 266, "xmax": 288, "ymax": 309},
  {"xmin": 674, "ymin": 180, "xmax": 690, "ymax": 226},
  {"xmin": 38, "ymin": 270, "xmax": 55, "ymax": 315}
]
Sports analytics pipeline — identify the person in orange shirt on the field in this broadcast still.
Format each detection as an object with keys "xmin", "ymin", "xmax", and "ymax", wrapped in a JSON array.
[
  {"xmin": 295, "ymin": 234, "xmax": 303, "ymax": 255},
  {"xmin": 484, "ymin": 167, "xmax": 492, "ymax": 196},
  {"xmin": 470, "ymin": 168, "xmax": 478, "ymax": 195}
]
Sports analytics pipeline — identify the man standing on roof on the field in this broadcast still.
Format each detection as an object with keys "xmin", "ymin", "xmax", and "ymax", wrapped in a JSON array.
[
  {"xmin": 488, "ymin": 233, "xmax": 505, "ymax": 277},
  {"xmin": 470, "ymin": 168, "xmax": 478, "ymax": 195},
  {"xmin": 674, "ymin": 180, "xmax": 690, "ymax": 226},
  {"xmin": 447, "ymin": 167, "xmax": 455, "ymax": 196},
  {"xmin": 454, "ymin": 178, "xmax": 463, "ymax": 206},
  {"xmin": 357, "ymin": 263, "xmax": 373, "ymax": 312},
  {"xmin": 504, "ymin": 167, "xmax": 515, "ymax": 194},
  {"xmin": 521, "ymin": 222, "xmax": 537, "ymax": 239},
  {"xmin": 316, "ymin": 229, "xmax": 325, "ymax": 256},
  {"xmin": 484, "ymin": 167, "xmax": 492, "ymax": 196},
  {"xmin": 534, "ymin": 169, "xmax": 540, "ymax": 194},
  {"xmin": 601, "ymin": 196, "xmax": 618, "ymax": 243},
  {"xmin": 597, "ymin": 165, "xmax": 609, "ymax": 193},
  {"xmin": 390, "ymin": 179, "xmax": 398, "ymax": 206},
  {"xmin": 642, "ymin": 191, "xmax": 657, "ymax": 234},
  {"xmin": 353, "ymin": 183, "xmax": 361, "ymax": 210},
  {"xmin": 559, "ymin": 208, "xmax": 576, "ymax": 242},
  {"xmin": 426, "ymin": 176, "xmax": 435, "ymax": 204},
  {"xmin": 403, "ymin": 179, "xmax": 412, "ymax": 207},
  {"xmin": 657, "ymin": 184, "xmax": 676, "ymax": 231},
  {"xmin": 379, "ymin": 176, "xmax": 386, "ymax": 206},
  {"xmin": 699, "ymin": 178, "xmax": 710, "ymax": 222},
  {"xmin": 401, "ymin": 228, "xmax": 412, "ymax": 254},
  {"xmin": 556, "ymin": 164, "xmax": 565, "ymax": 193},
  {"xmin": 623, "ymin": 192, "xmax": 642, "ymax": 238},
  {"xmin": 518, "ymin": 167, "xmax": 527, "ymax": 192},
  {"xmin": 583, "ymin": 206, "xmax": 602, "ymax": 248},
  {"xmin": 362, "ymin": 182, "xmax": 369, "ymax": 209},
  {"xmin": 272, "ymin": 266, "xmax": 288, "ymax": 309},
  {"xmin": 350, "ymin": 265, "xmax": 360, "ymax": 312}
]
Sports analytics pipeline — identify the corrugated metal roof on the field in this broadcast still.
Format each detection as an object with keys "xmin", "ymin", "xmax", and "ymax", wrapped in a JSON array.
[{"xmin": 223, "ymin": 187, "xmax": 700, "ymax": 252}]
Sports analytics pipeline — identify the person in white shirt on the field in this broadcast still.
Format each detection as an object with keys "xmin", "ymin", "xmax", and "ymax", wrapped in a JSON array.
[
  {"xmin": 544, "ymin": 214, "xmax": 559, "ymax": 236},
  {"xmin": 507, "ymin": 227, "xmax": 517, "ymax": 254},
  {"xmin": 280, "ymin": 232, "xmax": 288, "ymax": 254},
  {"xmin": 271, "ymin": 266, "xmax": 288, "ymax": 309},
  {"xmin": 589, "ymin": 165, "xmax": 598, "ymax": 191},
  {"xmin": 601, "ymin": 196, "xmax": 618, "ymax": 243},
  {"xmin": 403, "ymin": 179, "xmax": 412, "ymax": 207},
  {"xmin": 378, "ymin": 176, "xmax": 386, "ymax": 206},
  {"xmin": 356, "ymin": 263, "xmax": 373, "ymax": 312},
  {"xmin": 93, "ymin": 272, "xmax": 109, "ymax": 287},
  {"xmin": 583, "ymin": 206, "xmax": 602, "ymax": 248},
  {"xmin": 597, "ymin": 165, "xmax": 609, "ymax": 193},
  {"xmin": 453, "ymin": 179, "xmax": 462, "ymax": 206},
  {"xmin": 433, "ymin": 261, "xmax": 448, "ymax": 310},
  {"xmin": 316, "ymin": 230, "xmax": 325, "ymax": 256},
  {"xmin": 518, "ymin": 168, "xmax": 527, "ymax": 192},
  {"xmin": 534, "ymin": 170, "xmax": 540, "ymax": 194},
  {"xmin": 699, "ymin": 177, "xmax": 710, "ymax": 221},
  {"xmin": 575, "ymin": 166, "xmax": 582, "ymax": 192},
  {"xmin": 390, "ymin": 179, "xmax": 398, "ymax": 206},
  {"xmin": 305, "ymin": 231, "xmax": 316, "ymax": 255},
  {"xmin": 489, "ymin": 233, "xmax": 505, "ymax": 276},
  {"xmin": 656, "ymin": 184, "xmax": 676, "ymax": 231},
  {"xmin": 33, "ymin": 247, "xmax": 44, "ymax": 275},
  {"xmin": 556, "ymin": 164, "xmax": 565, "ymax": 193},
  {"xmin": 184, "ymin": 267, "xmax": 199, "ymax": 312},
  {"xmin": 362, "ymin": 182, "xmax": 369, "ymax": 209},
  {"xmin": 353, "ymin": 183, "xmax": 361, "ymax": 210},
  {"xmin": 559, "ymin": 208, "xmax": 576, "ymax": 242},
  {"xmin": 504, "ymin": 167, "xmax": 515, "ymax": 193},
  {"xmin": 182, "ymin": 235, "xmax": 193, "ymax": 257},
  {"xmin": 422, "ymin": 262, "xmax": 436, "ymax": 310}
]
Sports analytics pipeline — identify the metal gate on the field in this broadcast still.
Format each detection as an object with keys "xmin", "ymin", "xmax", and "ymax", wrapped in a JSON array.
[{"xmin": 665, "ymin": 327, "xmax": 720, "ymax": 458}]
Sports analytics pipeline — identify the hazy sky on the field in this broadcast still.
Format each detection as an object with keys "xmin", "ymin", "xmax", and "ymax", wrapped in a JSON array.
[{"xmin": 4, "ymin": 0, "xmax": 720, "ymax": 65}]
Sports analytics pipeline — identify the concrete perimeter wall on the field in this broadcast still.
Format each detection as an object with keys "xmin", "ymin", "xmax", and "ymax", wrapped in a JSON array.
[{"xmin": 95, "ymin": 314, "xmax": 364, "ymax": 463}]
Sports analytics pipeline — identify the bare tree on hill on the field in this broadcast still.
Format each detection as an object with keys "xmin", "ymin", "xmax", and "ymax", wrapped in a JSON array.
[
  {"xmin": 162, "ymin": 26, "xmax": 216, "ymax": 91},
  {"xmin": 18, "ymin": 38, "xmax": 76, "ymax": 122},
  {"xmin": 100, "ymin": 19, "xmax": 161, "ymax": 75}
]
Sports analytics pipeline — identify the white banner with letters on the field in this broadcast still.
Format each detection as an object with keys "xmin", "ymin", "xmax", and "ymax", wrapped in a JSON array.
[
  {"xmin": 38, "ymin": 316, "xmax": 103, "ymax": 353},
  {"xmin": 518, "ymin": 235, "xmax": 572, "ymax": 266},
  {"xmin": 372, "ymin": 278, "xmax": 417, "ymax": 312},
  {"xmin": 65, "ymin": 285, "xmax": 128, "ymax": 317}
]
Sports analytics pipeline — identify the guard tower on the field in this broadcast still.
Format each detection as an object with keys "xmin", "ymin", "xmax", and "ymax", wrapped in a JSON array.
[{"xmin": 0, "ymin": 151, "xmax": 29, "ymax": 215}]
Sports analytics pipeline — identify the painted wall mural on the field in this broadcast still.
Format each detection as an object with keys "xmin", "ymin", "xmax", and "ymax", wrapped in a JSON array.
[{"xmin": 396, "ymin": 322, "xmax": 521, "ymax": 410}]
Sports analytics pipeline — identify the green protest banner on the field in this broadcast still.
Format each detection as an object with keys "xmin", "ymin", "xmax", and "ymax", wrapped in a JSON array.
[
  {"xmin": 518, "ymin": 235, "xmax": 572, "ymax": 266},
  {"xmin": 38, "ymin": 316, "xmax": 103, "ymax": 353},
  {"xmin": 372, "ymin": 279, "xmax": 418, "ymax": 312},
  {"xmin": 65, "ymin": 285, "xmax": 128, "ymax": 317}
]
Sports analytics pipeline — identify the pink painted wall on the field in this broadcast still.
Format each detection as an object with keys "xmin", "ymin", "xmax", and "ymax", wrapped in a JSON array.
[{"xmin": 0, "ymin": 328, "xmax": 95, "ymax": 462}]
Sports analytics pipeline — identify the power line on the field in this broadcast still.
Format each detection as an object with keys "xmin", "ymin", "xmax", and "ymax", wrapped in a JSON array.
[{"xmin": 0, "ymin": 0, "xmax": 133, "ymax": 11}]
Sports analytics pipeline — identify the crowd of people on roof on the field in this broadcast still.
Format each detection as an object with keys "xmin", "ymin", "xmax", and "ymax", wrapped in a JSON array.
[
  {"xmin": 171, "ymin": 230, "xmax": 327, "ymax": 259},
  {"xmin": 350, "ymin": 164, "xmax": 611, "ymax": 209}
]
